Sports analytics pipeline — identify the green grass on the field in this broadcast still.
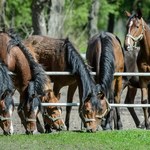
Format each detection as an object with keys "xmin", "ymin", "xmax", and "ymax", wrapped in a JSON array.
[{"xmin": 1, "ymin": 129, "xmax": 150, "ymax": 150}]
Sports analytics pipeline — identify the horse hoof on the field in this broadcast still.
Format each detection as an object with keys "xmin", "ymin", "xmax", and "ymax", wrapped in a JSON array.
[{"xmin": 137, "ymin": 124, "xmax": 145, "ymax": 129}]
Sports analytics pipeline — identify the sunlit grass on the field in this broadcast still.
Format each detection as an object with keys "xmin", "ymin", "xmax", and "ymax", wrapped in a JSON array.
[{"xmin": 1, "ymin": 129, "xmax": 150, "ymax": 150}]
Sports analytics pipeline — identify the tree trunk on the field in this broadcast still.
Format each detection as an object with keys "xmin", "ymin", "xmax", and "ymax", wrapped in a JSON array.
[
  {"xmin": 31, "ymin": 0, "xmax": 48, "ymax": 35},
  {"xmin": 47, "ymin": 0, "xmax": 65, "ymax": 38},
  {"xmin": 87, "ymin": 0, "xmax": 100, "ymax": 39},
  {"xmin": 107, "ymin": 13, "xmax": 115, "ymax": 33},
  {"xmin": 0, "ymin": 0, "xmax": 6, "ymax": 28}
]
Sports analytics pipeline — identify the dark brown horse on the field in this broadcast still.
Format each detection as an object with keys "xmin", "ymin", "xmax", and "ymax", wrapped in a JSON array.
[
  {"xmin": 124, "ymin": 9, "xmax": 150, "ymax": 129},
  {"xmin": 23, "ymin": 36, "xmax": 110, "ymax": 132},
  {"xmin": 0, "ymin": 29, "xmax": 65, "ymax": 134},
  {"xmin": 0, "ymin": 60, "xmax": 15, "ymax": 135},
  {"xmin": 86, "ymin": 31, "xmax": 124, "ymax": 130}
]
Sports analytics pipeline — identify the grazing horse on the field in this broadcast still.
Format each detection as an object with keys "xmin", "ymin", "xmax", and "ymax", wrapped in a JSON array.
[
  {"xmin": 86, "ymin": 31, "xmax": 124, "ymax": 130},
  {"xmin": 0, "ymin": 29, "xmax": 65, "ymax": 134},
  {"xmin": 0, "ymin": 60, "xmax": 15, "ymax": 135},
  {"xmin": 124, "ymin": 9, "xmax": 150, "ymax": 129},
  {"xmin": 23, "ymin": 36, "xmax": 110, "ymax": 132}
]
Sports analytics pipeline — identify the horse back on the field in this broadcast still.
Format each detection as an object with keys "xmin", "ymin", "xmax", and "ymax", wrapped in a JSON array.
[{"xmin": 23, "ymin": 35, "xmax": 67, "ymax": 71}]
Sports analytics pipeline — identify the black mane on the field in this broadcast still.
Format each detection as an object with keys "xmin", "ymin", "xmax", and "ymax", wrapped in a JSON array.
[
  {"xmin": 0, "ymin": 60, "xmax": 14, "ymax": 94},
  {"xmin": 0, "ymin": 60, "xmax": 14, "ymax": 109},
  {"xmin": 65, "ymin": 39, "xmax": 101, "ymax": 110}
]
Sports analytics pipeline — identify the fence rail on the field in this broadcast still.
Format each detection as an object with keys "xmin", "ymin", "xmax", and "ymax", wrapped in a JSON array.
[
  {"xmin": 14, "ymin": 102, "xmax": 150, "ymax": 108},
  {"xmin": 13, "ymin": 71, "xmax": 150, "ymax": 108},
  {"xmin": 44, "ymin": 71, "xmax": 150, "ymax": 76}
]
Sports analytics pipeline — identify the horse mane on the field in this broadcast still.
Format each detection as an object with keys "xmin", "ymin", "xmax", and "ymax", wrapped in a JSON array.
[
  {"xmin": 25, "ymin": 81, "xmax": 42, "ymax": 112},
  {"xmin": 64, "ymin": 38, "xmax": 101, "ymax": 110},
  {"xmin": 96, "ymin": 32, "xmax": 115, "ymax": 96},
  {"xmin": 0, "ymin": 60, "xmax": 14, "ymax": 109},
  {"xmin": 0, "ymin": 60, "xmax": 14, "ymax": 94},
  {"xmin": 7, "ymin": 29, "xmax": 50, "ymax": 95}
]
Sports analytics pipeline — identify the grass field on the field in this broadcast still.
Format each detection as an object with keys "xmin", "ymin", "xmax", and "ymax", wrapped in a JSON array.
[{"xmin": 1, "ymin": 129, "xmax": 150, "ymax": 150}]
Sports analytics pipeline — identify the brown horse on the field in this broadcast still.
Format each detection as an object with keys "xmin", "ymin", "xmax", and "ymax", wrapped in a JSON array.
[
  {"xmin": 0, "ymin": 60, "xmax": 15, "ymax": 135},
  {"xmin": 23, "ymin": 36, "xmax": 110, "ymax": 132},
  {"xmin": 0, "ymin": 29, "xmax": 65, "ymax": 134},
  {"xmin": 124, "ymin": 9, "xmax": 150, "ymax": 129},
  {"xmin": 86, "ymin": 31, "xmax": 124, "ymax": 130}
]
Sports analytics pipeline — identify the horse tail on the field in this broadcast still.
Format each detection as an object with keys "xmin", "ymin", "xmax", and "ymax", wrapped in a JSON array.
[
  {"xmin": 92, "ymin": 36, "xmax": 102, "ymax": 83},
  {"xmin": 8, "ymin": 29, "xmax": 49, "ymax": 95},
  {"xmin": 97, "ymin": 31, "xmax": 115, "ymax": 96}
]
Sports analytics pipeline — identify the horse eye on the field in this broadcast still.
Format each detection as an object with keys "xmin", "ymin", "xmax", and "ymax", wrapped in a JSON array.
[{"xmin": 51, "ymin": 111, "xmax": 56, "ymax": 114}]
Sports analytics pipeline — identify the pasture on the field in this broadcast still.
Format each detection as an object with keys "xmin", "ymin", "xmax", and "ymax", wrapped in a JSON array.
[{"xmin": 0, "ymin": 130, "xmax": 150, "ymax": 150}]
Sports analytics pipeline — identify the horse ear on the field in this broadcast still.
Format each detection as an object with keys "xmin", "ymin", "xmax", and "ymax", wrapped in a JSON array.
[
  {"xmin": 98, "ymin": 91, "xmax": 105, "ymax": 99},
  {"xmin": 136, "ymin": 9, "xmax": 142, "ymax": 19},
  {"xmin": 57, "ymin": 93, "xmax": 61, "ymax": 100},
  {"xmin": 1, "ymin": 90, "xmax": 8, "ymax": 100},
  {"xmin": 48, "ymin": 89, "xmax": 54, "ymax": 99},
  {"xmin": 124, "ymin": 11, "xmax": 131, "ymax": 17}
]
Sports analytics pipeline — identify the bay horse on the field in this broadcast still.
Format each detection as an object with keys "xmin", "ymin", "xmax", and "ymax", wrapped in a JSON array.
[
  {"xmin": 23, "ymin": 36, "xmax": 110, "ymax": 132},
  {"xmin": 86, "ymin": 31, "xmax": 124, "ymax": 130},
  {"xmin": 0, "ymin": 60, "xmax": 15, "ymax": 135},
  {"xmin": 0, "ymin": 29, "xmax": 65, "ymax": 134},
  {"xmin": 124, "ymin": 9, "xmax": 150, "ymax": 129}
]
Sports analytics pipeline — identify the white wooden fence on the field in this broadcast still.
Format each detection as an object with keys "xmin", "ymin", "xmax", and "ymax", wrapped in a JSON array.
[{"xmin": 14, "ymin": 71, "xmax": 150, "ymax": 108}]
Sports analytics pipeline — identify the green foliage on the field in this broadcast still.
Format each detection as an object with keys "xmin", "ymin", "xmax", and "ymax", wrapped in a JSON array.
[
  {"xmin": 64, "ymin": 0, "xmax": 91, "ymax": 52},
  {"xmin": 98, "ymin": 0, "xmax": 119, "ymax": 30},
  {"xmin": 5, "ymin": 0, "xmax": 32, "ymax": 37},
  {"xmin": 3, "ymin": 0, "xmax": 150, "ymax": 51}
]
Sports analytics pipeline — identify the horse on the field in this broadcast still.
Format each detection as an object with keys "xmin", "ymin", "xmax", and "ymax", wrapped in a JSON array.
[
  {"xmin": 23, "ymin": 36, "xmax": 110, "ymax": 132},
  {"xmin": 86, "ymin": 31, "xmax": 124, "ymax": 130},
  {"xmin": 124, "ymin": 9, "xmax": 150, "ymax": 129},
  {"xmin": 0, "ymin": 29, "xmax": 65, "ymax": 134},
  {"xmin": 0, "ymin": 60, "xmax": 15, "ymax": 135}
]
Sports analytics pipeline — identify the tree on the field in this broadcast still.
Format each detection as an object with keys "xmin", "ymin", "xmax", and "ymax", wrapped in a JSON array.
[
  {"xmin": 47, "ymin": 0, "xmax": 65, "ymax": 38},
  {"xmin": 87, "ymin": 0, "xmax": 100, "ymax": 39},
  {"xmin": 31, "ymin": 0, "xmax": 65, "ymax": 38},
  {"xmin": 31, "ymin": 0, "xmax": 48, "ymax": 35},
  {"xmin": 0, "ymin": 0, "xmax": 6, "ymax": 28}
]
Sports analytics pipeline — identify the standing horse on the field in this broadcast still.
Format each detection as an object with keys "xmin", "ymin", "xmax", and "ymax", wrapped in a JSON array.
[
  {"xmin": 124, "ymin": 9, "xmax": 150, "ymax": 129},
  {"xmin": 0, "ymin": 29, "xmax": 65, "ymax": 134},
  {"xmin": 0, "ymin": 60, "xmax": 15, "ymax": 135},
  {"xmin": 23, "ymin": 36, "xmax": 110, "ymax": 132},
  {"xmin": 86, "ymin": 31, "xmax": 124, "ymax": 130}
]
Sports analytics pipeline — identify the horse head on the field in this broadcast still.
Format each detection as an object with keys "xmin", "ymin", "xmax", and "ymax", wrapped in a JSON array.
[
  {"xmin": 80, "ymin": 90, "xmax": 110, "ymax": 132},
  {"xmin": 0, "ymin": 90, "xmax": 14, "ymax": 135},
  {"xmin": 124, "ymin": 9, "xmax": 145, "ymax": 51},
  {"xmin": 42, "ymin": 89, "xmax": 66, "ymax": 132},
  {"xmin": 18, "ymin": 82, "xmax": 42, "ymax": 135}
]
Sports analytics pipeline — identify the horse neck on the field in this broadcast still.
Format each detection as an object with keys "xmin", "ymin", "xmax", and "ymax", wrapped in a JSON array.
[
  {"xmin": 0, "ymin": 34, "xmax": 9, "ymax": 64},
  {"xmin": 140, "ymin": 21, "xmax": 150, "ymax": 60}
]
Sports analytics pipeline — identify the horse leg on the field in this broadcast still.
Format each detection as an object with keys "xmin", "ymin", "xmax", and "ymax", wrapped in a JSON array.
[
  {"xmin": 17, "ymin": 93, "xmax": 27, "ymax": 131},
  {"xmin": 124, "ymin": 86, "xmax": 141, "ymax": 128},
  {"xmin": 148, "ymin": 84, "xmax": 150, "ymax": 116},
  {"xmin": 141, "ymin": 88, "xmax": 150, "ymax": 129},
  {"xmin": 101, "ymin": 88, "xmax": 114, "ymax": 130},
  {"xmin": 114, "ymin": 76, "xmax": 123, "ymax": 130},
  {"xmin": 65, "ymin": 83, "xmax": 77, "ymax": 130}
]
